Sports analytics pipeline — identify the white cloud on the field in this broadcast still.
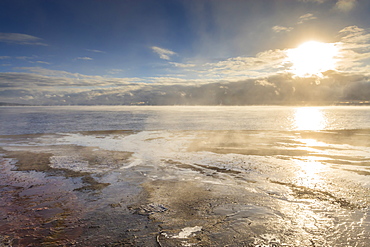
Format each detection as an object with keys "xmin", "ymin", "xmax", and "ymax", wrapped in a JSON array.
[
  {"xmin": 15, "ymin": 67, "xmax": 99, "ymax": 79},
  {"xmin": 272, "ymin": 26, "xmax": 294, "ymax": 33},
  {"xmin": 86, "ymin": 49, "xmax": 105, "ymax": 53},
  {"xmin": 0, "ymin": 56, "xmax": 10, "ymax": 59},
  {"xmin": 169, "ymin": 62, "xmax": 196, "ymax": 68},
  {"xmin": 75, "ymin": 57, "xmax": 93, "ymax": 61},
  {"xmin": 146, "ymin": 77, "xmax": 188, "ymax": 84},
  {"xmin": 16, "ymin": 56, "xmax": 36, "ymax": 60},
  {"xmin": 297, "ymin": 13, "xmax": 317, "ymax": 24},
  {"xmin": 336, "ymin": 26, "xmax": 370, "ymax": 73},
  {"xmin": 30, "ymin": 61, "xmax": 51, "ymax": 65},
  {"xmin": 200, "ymin": 49, "xmax": 288, "ymax": 78},
  {"xmin": 339, "ymin": 25, "xmax": 363, "ymax": 34},
  {"xmin": 1, "ymin": 67, "xmax": 144, "ymax": 91},
  {"xmin": 338, "ymin": 26, "xmax": 370, "ymax": 47},
  {"xmin": 335, "ymin": 0, "xmax": 357, "ymax": 12},
  {"xmin": 151, "ymin": 46, "xmax": 177, "ymax": 60},
  {"xmin": 4, "ymin": 70, "xmax": 369, "ymax": 105},
  {"xmin": 0, "ymin": 33, "xmax": 48, "ymax": 46},
  {"xmin": 254, "ymin": 79, "xmax": 276, "ymax": 87}
]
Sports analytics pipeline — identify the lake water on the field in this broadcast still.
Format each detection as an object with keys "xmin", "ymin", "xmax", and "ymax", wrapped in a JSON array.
[
  {"xmin": 0, "ymin": 106, "xmax": 369, "ymax": 246},
  {"xmin": 1, "ymin": 105, "xmax": 370, "ymax": 135}
]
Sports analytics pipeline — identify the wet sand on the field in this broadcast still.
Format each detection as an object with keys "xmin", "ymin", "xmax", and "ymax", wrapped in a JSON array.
[{"xmin": 0, "ymin": 130, "xmax": 369, "ymax": 246}]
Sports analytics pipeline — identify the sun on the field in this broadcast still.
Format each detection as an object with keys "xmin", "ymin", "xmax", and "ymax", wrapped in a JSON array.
[{"xmin": 286, "ymin": 41, "xmax": 339, "ymax": 77}]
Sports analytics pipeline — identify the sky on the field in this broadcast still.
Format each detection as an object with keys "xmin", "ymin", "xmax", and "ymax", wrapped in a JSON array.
[{"xmin": 1, "ymin": 0, "xmax": 370, "ymax": 105}]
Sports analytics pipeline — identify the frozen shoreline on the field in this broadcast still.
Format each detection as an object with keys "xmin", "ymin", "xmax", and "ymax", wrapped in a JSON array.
[{"xmin": 1, "ymin": 129, "xmax": 370, "ymax": 246}]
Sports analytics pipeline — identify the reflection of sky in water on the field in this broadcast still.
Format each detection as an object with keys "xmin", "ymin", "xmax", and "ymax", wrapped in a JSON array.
[{"xmin": 294, "ymin": 107, "xmax": 327, "ymax": 130}]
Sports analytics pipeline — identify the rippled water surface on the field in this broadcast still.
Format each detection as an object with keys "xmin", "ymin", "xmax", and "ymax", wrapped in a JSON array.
[
  {"xmin": 0, "ymin": 106, "xmax": 369, "ymax": 246},
  {"xmin": 1, "ymin": 105, "xmax": 370, "ymax": 135}
]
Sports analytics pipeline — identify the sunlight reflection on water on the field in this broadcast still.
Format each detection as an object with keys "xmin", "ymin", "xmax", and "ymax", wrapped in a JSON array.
[
  {"xmin": 297, "ymin": 138, "xmax": 328, "ymax": 147},
  {"xmin": 294, "ymin": 159, "xmax": 325, "ymax": 188},
  {"xmin": 294, "ymin": 107, "xmax": 327, "ymax": 130}
]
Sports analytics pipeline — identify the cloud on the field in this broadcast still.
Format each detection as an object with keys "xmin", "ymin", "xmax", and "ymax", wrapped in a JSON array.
[
  {"xmin": 0, "ymin": 33, "xmax": 48, "ymax": 46},
  {"xmin": 338, "ymin": 26, "xmax": 370, "ymax": 46},
  {"xmin": 75, "ymin": 57, "xmax": 93, "ymax": 61},
  {"xmin": 146, "ymin": 77, "xmax": 189, "ymax": 84},
  {"xmin": 15, "ymin": 67, "xmax": 126, "ymax": 83},
  {"xmin": 3, "ymin": 71, "xmax": 369, "ymax": 105},
  {"xmin": 335, "ymin": 0, "xmax": 357, "ymax": 12},
  {"xmin": 36, "ymin": 61, "xmax": 51, "ymax": 65},
  {"xmin": 0, "ymin": 68, "xmax": 153, "ymax": 105},
  {"xmin": 0, "ymin": 68, "xmax": 146, "ymax": 100},
  {"xmin": 272, "ymin": 26, "xmax": 294, "ymax": 33},
  {"xmin": 0, "ymin": 56, "xmax": 10, "ymax": 59},
  {"xmin": 169, "ymin": 62, "xmax": 196, "ymax": 68},
  {"xmin": 297, "ymin": 13, "xmax": 317, "ymax": 24},
  {"xmin": 86, "ymin": 49, "xmax": 105, "ymax": 53},
  {"xmin": 254, "ymin": 79, "xmax": 277, "ymax": 88},
  {"xmin": 16, "ymin": 56, "xmax": 36, "ymax": 60},
  {"xmin": 151, "ymin": 46, "xmax": 177, "ymax": 60},
  {"xmin": 198, "ymin": 49, "xmax": 288, "ymax": 79},
  {"xmin": 336, "ymin": 26, "xmax": 370, "ymax": 73},
  {"xmin": 30, "ymin": 61, "xmax": 51, "ymax": 65},
  {"xmin": 339, "ymin": 25, "xmax": 364, "ymax": 34},
  {"xmin": 299, "ymin": 0, "xmax": 357, "ymax": 12}
]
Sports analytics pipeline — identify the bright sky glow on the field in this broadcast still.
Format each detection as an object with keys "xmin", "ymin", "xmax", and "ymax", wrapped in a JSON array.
[{"xmin": 287, "ymin": 41, "xmax": 339, "ymax": 77}]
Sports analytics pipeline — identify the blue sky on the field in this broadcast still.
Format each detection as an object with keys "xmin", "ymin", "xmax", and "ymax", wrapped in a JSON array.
[{"xmin": 1, "ymin": 0, "xmax": 370, "ymax": 105}]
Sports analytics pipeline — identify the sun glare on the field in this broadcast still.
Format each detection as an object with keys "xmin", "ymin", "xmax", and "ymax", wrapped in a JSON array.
[
  {"xmin": 287, "ymin": 41, "xmax": 339, "ymax": 77},
  {"xmin": 294, "ymin": 107, "xmax": 327, "ymax": 130},
  {"xmin": 294, "ymin": 159, "xmax": 325, "ymax": 188}
]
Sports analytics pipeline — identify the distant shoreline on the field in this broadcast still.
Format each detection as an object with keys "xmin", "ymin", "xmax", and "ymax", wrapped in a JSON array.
[{"xmin": 1, "ymin": 101, "xmax": 370, "ymax": 107}]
